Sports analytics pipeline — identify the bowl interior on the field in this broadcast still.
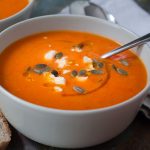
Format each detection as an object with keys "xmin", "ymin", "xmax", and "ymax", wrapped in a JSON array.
[
  {"xmin": 0, "ymin": 0, "xmax": 34, "ymax": 21},
  {"xmin": 0, "ymin": 15, "xmax": 150, "ymax": 100}
]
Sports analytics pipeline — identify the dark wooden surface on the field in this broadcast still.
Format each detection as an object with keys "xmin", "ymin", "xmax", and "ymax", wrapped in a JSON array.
[{"xmin": 7, "ymin": 112, "xmax": 150, "ymax": 150}]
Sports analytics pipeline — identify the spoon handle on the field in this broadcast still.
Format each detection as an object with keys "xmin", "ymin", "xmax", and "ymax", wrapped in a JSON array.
[{"xmin": 101, "ymin": 33, "xmax": 150, "ymax": 59}]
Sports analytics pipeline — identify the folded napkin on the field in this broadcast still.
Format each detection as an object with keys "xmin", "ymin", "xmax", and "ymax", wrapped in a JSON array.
[
  {"xmin": 34, "ymin": 0, "xmax": 150, "ymax": 37},
  {"xmin": 61, "ymin": 0, "xmax": 150, "ymax": 36},
  {"xmin": 92, "ymin": 0, "xmax": 150, "ymax": 36}
]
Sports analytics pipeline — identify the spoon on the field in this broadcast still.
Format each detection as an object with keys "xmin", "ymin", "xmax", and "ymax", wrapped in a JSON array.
[
  {"xmin": 101, "ymin": 33, "xmax": 150, "ymax": 59},
  {"xmin": 69, "ymin": 0, "xmax": 116, "ymax": 23}
]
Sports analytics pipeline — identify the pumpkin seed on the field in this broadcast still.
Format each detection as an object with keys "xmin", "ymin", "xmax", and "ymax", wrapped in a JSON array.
[
  {"xmin": 78, "ymin": 43, "xmax": 84, "ymax": 49},
  {"xmin": 26, "ymin": 66, "xmax": 32, "ymax": 72},
  {"xmin": 91, "ymin": 70, "xmax": 103, "ymax": 75},
  {"xmin": 54, "ymin": 52, "xmax": 63, "ymax": 59},
  {"xmin": 112, "ymin": 64, "xmax": 128, "ymax": 76},
  {"xmin": 73, "ymin": 86, "xmax": 85, "ymax": 94},
  {"xmin": 117, "ymin": 68, "xmax": 128, "ymax": 76},
  {"xmin": 23, "ymin": 67, "xmax": 32, "ymax": 76},
  {"xmin": 74, "ymin": 43, "xmax": 84, "ymax": 49},
  {"xmin": 120, "ymin": 59, "xmax": 129, "ymax": 66},
  {"xmin": 92, "ymin": 59, "xmax": 104, "ymax": 68},
  {"xmin": 97, "ymin": 62, "xmax": 104, "ymax": 68},
  {"xmin": 33, "ymin": 64, "xmax": 51, "ymax": 74},
  {"xmin": 51, "ymin": 70, "xmax": 59, "ymax": 77},
  {"xmin": 71, "ymin": 70, "xmax": 78, "ymax": 77},
  {"xmin": 72, "ymin": 42, "xmax": 85, "ymax": 52},
  {"xmin": 92, "ymin": 59, "xmax": 98, "ymax": 68},
  {"xmin": 78, "ymin": 70, "xmax": 87, "ymax": 76},
  {"xmin": 112, "ymin": 64, "xmax": 117, "ymax": 71}
]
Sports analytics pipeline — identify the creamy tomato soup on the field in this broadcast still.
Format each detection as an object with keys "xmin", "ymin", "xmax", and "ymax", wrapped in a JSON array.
[
  {"xmin": 0, "ymin": 0, "xmax": 29, "ymax": 20},
  {"xmin": 0, "ymin": 31, "xmax": 147, "ymax": 110}
]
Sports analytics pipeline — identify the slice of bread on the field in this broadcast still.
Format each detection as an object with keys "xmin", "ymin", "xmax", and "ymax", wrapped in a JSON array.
[{"xmin": 0, "ymin": 112, "xmax": 11, "ymax": 150}]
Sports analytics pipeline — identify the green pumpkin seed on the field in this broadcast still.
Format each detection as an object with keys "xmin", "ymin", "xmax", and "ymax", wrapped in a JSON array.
[
  {"xmin": 92, "ymin": 59, "xmax": 104, "ymax": 68},
  {"xmin": 90, "ymin": 70, "xmax": 103, "ymax": 75},
  {"xmin": 26, "ymin": 66, "xmax": 32, "ymax": 72},
  {"xmin": 73, "ymin": 86, "xmax": 85, "ymax": 94},
  {"xmin": 117, "ymin": 68, "xmax": 128, "ymax": 76},
  {"xmin": 23, "ymin": 66, "xmax": 32, "ymax": 76},
  {"xmin": 112, "ymin": 64, "xmax": 117, "ymax": 71},
  {"xmin": 51, "ymin": 70, "xmax": 59, "ymax": 77},
  {"xmin": 33, "ymin": 64, "xmax": 51, "ymax": 74},
  {"xmin": 92, "ymin": 59, "xmax": 98, "ymax": 68},
  {"xmin": 120, "ymin": 59, "xmax": 129, "ymax": 66},
  {"xmin": 54, "ymin": 52, "xmax": 63, "ymax": 59},
  {"xmin": 76, "ymin": 43, "xmax": 84, "ymax": 49},
  {"xmin": 74, "ymin": 43, "xmax": 84, "ymax": 49},
  {"xmin": 71, "ymin": 70, "xmax": 78, "ymax": 77},
  {"xmin": 78, "ymin": 70, "xmax": 87, "ymax": 76},
  {"xmin": 112, "ymin": 64, "xmax": 128, "ymax": 76},
  {"xmin": 97, "ymin": 62, "xmax": 104, "ymax": 68}
]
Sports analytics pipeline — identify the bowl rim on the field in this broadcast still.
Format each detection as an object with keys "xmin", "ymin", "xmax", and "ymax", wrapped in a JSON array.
[
  {"xmin": 0, "ymin": 0, "xmax": 35, "ymax": 22},
  {"xmin": 0, "ymin": 14, "xmax": 150, "ymax": 114}
]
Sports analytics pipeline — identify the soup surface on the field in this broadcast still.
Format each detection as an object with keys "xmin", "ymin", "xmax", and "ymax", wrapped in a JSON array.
[
  {"xmin": 0, "ymin": 31, "xmax": 147, "ymax": 110},
  {"xmin": 0, "ymin": 0, "xmax": 28, "ymax": 20}
]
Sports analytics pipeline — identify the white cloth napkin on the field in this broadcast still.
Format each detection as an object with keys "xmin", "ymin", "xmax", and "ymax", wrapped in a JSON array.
[
  {"xmin": 61, "ymin": 0, "xmax": 150, "ymax": 36},
  {"xmin": 92, "ymin": 0, "xmax": 150, "ymax": 36}
]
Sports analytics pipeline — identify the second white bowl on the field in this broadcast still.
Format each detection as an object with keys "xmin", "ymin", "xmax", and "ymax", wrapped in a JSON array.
[{"xmin": 0, "ymin": 0, "xmax": 36, "ymax": 32}]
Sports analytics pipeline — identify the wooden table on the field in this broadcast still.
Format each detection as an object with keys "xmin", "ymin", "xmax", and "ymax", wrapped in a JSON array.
[{"xmin": 7, "ymin": 112, "xmax": 150, "ymax": 150}]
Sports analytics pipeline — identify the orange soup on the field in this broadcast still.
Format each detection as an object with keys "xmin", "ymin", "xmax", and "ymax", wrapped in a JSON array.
[
  {"xmin": 0, "ymin": 0, "xmax": 29, "ymax": 20},
  {"xmin": 0, "ymin": 31, "xmax": 147, "ymax": 110}
]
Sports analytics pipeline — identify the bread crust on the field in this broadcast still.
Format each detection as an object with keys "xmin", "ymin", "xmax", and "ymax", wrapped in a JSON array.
[{"xmin": 0, "ymin": 112, "xmax": 11, "ymax": 150}]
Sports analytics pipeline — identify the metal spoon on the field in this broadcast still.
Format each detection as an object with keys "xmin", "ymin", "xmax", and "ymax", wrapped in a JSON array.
[
  {"xmin": 84, "ymin": 2, "xmax": 117, "ymax": 23},
  {"xmin": 101, "ymin": 33, "xmax": 150, "ymax": 59},
  {"xmin": 69, "ymin": 0, "xmax": 116, "ymax": 23}
]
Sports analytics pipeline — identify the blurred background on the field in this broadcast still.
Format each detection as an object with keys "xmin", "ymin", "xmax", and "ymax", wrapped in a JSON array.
[{"xmin": 31, "ymin": 0, "xmax": 150, "ymax": 36}]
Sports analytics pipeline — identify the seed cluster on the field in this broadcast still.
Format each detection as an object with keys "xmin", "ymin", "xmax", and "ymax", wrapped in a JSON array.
[{"xmin": 23, "ymin": 46, "xmax": 129, "ymax": 95}]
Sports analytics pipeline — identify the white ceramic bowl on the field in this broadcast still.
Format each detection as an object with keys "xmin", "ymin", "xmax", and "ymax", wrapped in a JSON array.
[
  {"xmin": 0, "ymin": 15, "xmax": 150, "ymax": 148},
  {"xmin": 0, "ymin": 0, "xmax": 36, "ymax": 32}
]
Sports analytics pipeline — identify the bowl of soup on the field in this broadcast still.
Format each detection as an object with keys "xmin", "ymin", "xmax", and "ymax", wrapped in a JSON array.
[
  {"xmin": 0, "ymin": 0, "xmax": 35, "ymax": 31},
  {"xmin": 0, "ymin": 15, "xmax": 149, "ymax": 148}
]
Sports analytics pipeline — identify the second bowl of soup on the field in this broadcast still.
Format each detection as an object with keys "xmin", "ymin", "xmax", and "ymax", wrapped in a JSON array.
[{"xmin": 0, "ymin": 0, "xmax": 35, "ymax": 31}]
